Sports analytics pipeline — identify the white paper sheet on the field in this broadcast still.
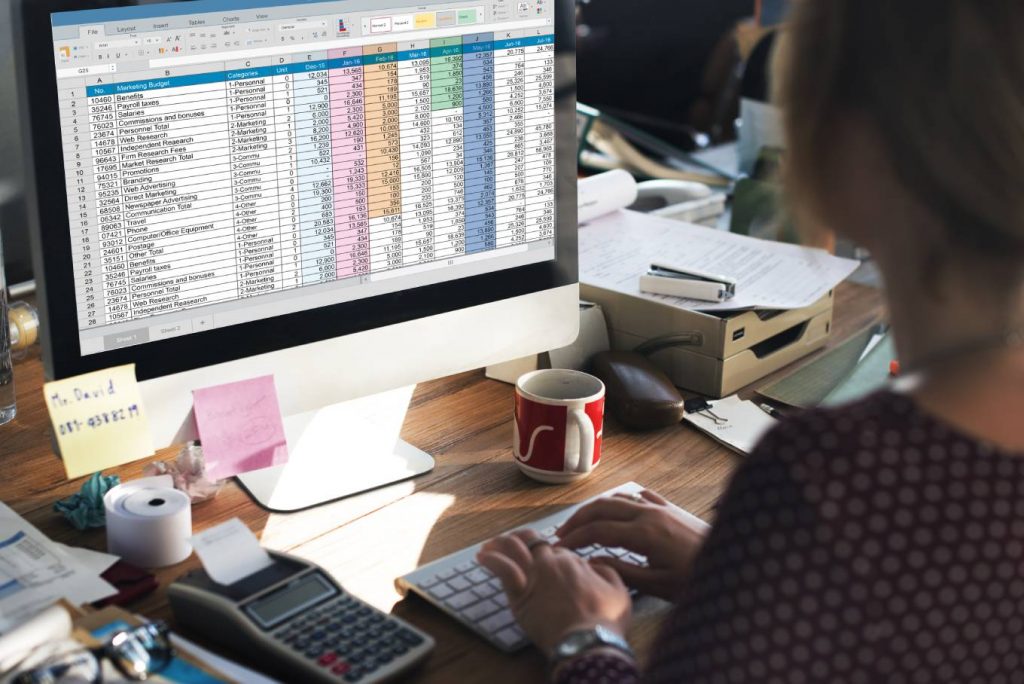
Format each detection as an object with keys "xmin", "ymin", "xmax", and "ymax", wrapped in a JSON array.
[
  {"xmin": 683, "ymin": 395, "xmax": 779, "ymax": 455},
  {"xmin": 580, "ymin": 210, "xmax": 860, "ymax": 311},
  {"xmin": 0, "ymin": 503, "xmax": 117, "ymax": 635},
  {"xmin": 191, "ymin": 518, "xmax": 273, "ymax": 586},
  {"xmin": 54, "ymin": 544, "xmax": 120, "ymax": 577}
]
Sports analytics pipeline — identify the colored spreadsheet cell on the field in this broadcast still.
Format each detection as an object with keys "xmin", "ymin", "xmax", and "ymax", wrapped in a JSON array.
[{"xmin": 60, "ymin": 31, "xmax": 557, "ymax": 333}]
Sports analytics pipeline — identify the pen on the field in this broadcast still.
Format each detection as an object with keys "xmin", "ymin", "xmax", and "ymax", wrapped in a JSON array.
[{"xmin": 758, "ymin": 403, "xmax": 784, "ymax": 419}]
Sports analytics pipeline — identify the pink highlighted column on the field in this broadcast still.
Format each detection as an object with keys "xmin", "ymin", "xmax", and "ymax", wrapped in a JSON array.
[{"xmin": 330, "ymin": 47, "xmax": 370, "ymax": 278}]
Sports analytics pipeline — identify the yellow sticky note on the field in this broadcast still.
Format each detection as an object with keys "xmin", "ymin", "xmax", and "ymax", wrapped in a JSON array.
[
  {"xmin": 414, "ymin": 12, "xmax": 436, "ymax": 29},
  {"xmin": 42, "ymin": 364, "xmax": 155, "ymax": 479}
]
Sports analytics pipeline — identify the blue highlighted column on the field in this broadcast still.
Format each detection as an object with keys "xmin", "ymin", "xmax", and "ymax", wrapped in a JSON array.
[
  {"xmin": 462, "ymin": 33, "xmax": 496, "ymax": 254},
  {"xmin": 293, "ymin": 60, "xmax": 337, "ymax": 284}
]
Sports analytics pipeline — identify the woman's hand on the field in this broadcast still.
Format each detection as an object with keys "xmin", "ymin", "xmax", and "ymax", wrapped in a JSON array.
[
  {"xmin": 555, "ymin": 490, "xmax": 707, "ymax": 600},
  {"xmin": 477, "ymin": 529, "xmax": 632, "ymax": 656}
]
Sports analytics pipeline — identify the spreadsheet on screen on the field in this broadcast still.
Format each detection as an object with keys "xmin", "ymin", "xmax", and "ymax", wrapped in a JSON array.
[{"xmin": 51, "ymin": 0, "xmax": 557, "ymax": 355}]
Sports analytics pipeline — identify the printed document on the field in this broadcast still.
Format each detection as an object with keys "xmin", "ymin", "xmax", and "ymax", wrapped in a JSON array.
[
  {"xmin": 0, "ymin": 503, "xmax": 116, "ymax": 634},
  {"xmin": 580, "ymin": 210, "xmax": 860, "ymax": 311}
]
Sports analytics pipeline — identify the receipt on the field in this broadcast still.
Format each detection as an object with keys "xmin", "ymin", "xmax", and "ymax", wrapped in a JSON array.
[{"xmin": 191, "ymin": 518, "xmax": 273, "ymax": 586}]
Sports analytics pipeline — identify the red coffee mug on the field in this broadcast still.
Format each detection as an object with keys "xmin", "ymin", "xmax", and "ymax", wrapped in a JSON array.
[{"xmin": 513, "ymin": 370, "xmax": 606, "ymax": 483}]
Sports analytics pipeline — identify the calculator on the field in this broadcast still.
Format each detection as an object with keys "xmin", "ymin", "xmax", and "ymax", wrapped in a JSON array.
[{"xmin": 168, "ymin": 551, "xmax": 434, "ymax": 683}]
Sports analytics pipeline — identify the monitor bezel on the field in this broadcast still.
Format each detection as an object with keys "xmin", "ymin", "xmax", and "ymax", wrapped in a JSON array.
[{"xmin": 16, "ymin": 0, "xmax": 578, "ymax": 382}]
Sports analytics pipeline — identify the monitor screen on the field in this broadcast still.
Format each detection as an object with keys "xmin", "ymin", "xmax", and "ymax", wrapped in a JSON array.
[{"xmin": 49, "ymin": 0, "xmax": 557, "ymax": 356}]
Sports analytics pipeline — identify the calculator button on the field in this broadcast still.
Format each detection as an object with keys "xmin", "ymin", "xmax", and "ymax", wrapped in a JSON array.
[
  {"xmin": 397, "ymin": 628, "xmax": 425, "ymax": 646},
  {"xmin": 343, "ymin": 670, "xmax": 362, "ymax": 682},
  {"xmin": 312, "ymin": 631, "xmax": 326, "ymax": 641},
  {"xmin": 319, "ymin": 653, "xmax": 338, "ymax": 667},
  {"xmin": 305, "ymin": 647, "xmax": 323, "ymax": 659},
  {"xmin": 391, "ymin": 643, "xmax": 409, "ymax": 656},
  {"xmin": 327, "ymin": 622, "xmax": 341, "ymax": 632},
  {"xmin": 381, "ymin": 621, "xmax": 398, "ymax": 631},
  {"xmin": 331, "ymin": 662, "xmax": 351, "ymax": 675}
]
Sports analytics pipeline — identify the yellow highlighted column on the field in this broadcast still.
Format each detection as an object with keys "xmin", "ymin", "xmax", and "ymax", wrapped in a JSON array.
[{"xmin": 364, "ymin": 43, "xmax": 404, "ymax": 270}]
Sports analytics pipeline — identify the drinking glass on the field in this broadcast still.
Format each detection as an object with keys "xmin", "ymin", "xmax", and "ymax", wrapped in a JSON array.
[{"xmin": 0, "ymin": 229, "xmax": 15, "ymax": 426}]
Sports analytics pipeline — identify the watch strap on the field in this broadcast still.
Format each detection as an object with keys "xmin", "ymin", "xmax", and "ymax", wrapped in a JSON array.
[{"xmin": 551, "ymin": 625, "xmax": 634, "ymax": 666}]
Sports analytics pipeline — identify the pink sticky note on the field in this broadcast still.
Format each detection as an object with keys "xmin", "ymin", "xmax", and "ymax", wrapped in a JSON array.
[{"xmin": 192, "ymin": 376, "xmax": 289, "ymax": 481}]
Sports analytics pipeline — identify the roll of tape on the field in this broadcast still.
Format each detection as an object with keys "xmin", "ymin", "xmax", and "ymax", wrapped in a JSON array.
[{"xmin": 104, "ymin": 475, "xmax": 192, "ymax": 568}]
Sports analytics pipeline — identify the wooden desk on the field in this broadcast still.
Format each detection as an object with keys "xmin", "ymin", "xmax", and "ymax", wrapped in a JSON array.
[{"xmin": 0, "ymin": 283, "xmax": 882, "ymax": 682}]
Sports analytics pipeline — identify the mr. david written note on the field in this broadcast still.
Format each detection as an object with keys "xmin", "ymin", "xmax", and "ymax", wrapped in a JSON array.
[
  {"xmin": 192, "ymin": 375, "xmax": 288, "ymax": 481},
  {"xmin": 42, "ymin": 364, "xmax": 155, "ymax": 479}
]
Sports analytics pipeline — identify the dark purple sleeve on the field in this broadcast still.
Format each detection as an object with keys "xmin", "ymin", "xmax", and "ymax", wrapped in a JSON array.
[
  {"xmin": 554, "ymin": 421, "xmax": 823, "ymax": 684},
  {"xmin": 554, "ymin": 652, "xmax": 640, "ymax": 684},
  {"xmin": 641, "ymin": 419, "xmax": 841, "ymax": 683}
]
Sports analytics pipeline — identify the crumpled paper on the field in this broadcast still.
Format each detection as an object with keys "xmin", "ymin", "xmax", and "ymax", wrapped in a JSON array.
[
  {"xmin": 143, "ymin": 442, "xmax": 223, "ymax": 503},
  {"xmin": 54, "ymin": 472, "xmax": 120, "ymax": 530}
]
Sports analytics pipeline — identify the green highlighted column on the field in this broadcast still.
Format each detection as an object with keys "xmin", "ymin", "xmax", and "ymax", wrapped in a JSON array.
[{"xmin": 430, "ymin": 37, "xmax": 467, "ymax": 259}]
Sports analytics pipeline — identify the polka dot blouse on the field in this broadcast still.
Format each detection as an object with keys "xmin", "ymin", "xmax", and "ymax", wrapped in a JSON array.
[{"xmin": 556, "ymin": 391, "xmax": 1024, "ymax": 684}]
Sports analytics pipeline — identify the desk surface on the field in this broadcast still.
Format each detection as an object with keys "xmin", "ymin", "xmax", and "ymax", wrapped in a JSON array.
[{"xmin": 0, "ymin": 283, "xmax": 882, "ymax": 682}]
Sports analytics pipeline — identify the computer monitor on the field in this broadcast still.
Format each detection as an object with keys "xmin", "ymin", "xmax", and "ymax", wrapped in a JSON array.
[{"xmin": 15, "ymin": 0, "xmax": 578, "ymax": 510}]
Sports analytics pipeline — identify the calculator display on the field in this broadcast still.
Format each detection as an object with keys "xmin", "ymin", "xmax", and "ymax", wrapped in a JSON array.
[{"xmin": 245, "ymin": 573, "xmax": 336, "ymax": 629}]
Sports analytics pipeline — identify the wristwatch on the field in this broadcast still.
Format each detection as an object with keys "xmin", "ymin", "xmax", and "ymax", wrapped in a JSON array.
[{"xmin": 551, "ymin": 625, "xmax": 635, "ymax": 664}]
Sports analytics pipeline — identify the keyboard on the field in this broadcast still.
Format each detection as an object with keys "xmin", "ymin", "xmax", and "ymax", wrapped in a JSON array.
[{"xmin": 396, "ymin": 482, "xmax": 709, "ymax": 652}]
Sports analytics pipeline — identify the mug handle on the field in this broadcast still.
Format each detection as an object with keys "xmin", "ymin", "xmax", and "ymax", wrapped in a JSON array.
[{"xmin": 568, "ymin": 408, "xmax": 595, "ymax": 474}]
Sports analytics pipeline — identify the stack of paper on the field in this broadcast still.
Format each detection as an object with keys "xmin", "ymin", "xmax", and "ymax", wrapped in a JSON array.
[
  {"xmin": 580, "ymin": 210, "xmax": 860, "ymax": 312},
  {"xmin": 0, "ymin": 503, "xmax": 118, "ymax": 635}
]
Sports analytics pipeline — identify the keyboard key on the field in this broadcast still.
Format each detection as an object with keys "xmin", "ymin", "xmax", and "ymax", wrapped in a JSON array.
[
  {"xmin": 436, "ymin": 567, "xmax": 458, "ymax": 580},
  {"xmin": 493, "ymin": 592, "xmax": 509, "ymax": 608},
  {"xmin": 446, "ymin": 591, "xmax": 478, "ymax": 610},
  {"xmin": 448, "ymin": 576, "xmax": 472, "ymax": 591},
  {"xmin": 589, "ymin": 547, "xmax": 615, "ymax": 560},
  {"xmin": 462, "ymin": 599, "xmax": 501, "ymax": 622},
  {"xmin": 495, "ymin": 626, "xmax": 525, "ymax": 649},
  {"xmin": 480, "ymin": 609, "xmax": 516, "ymax": 634},
  {"xmin": 419, "ymin": 575, "xmax": 440, "ymax": 589},
  {"xmin": 455, "ymin": 560, "xmax": 476, "ymax": 573},
  {"xmin": 428, "ymin": 583, "xmax": 455, "ymax": 599},
  {"xmin": 540, "ymin": 526, "xmax": 558, "ymax": 539},
  {"xmin": 608, "ymin": 547, "xmax": 629, "ymax": 558},
  {"xmin": 487, "ymin": 578, "xmax": 503, "ymax": 592},
  {"xmin": 465, "ymin": 568, "xmax": 492, "ymax": 584},
  {"xmin": 472, "ymin": 582, "xmax": 498, "ymax": 600}
]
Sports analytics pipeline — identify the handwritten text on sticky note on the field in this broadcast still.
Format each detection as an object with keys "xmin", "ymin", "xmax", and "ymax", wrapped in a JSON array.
[
  {"xmin": 43, "ymin": 364, "xmax": 155, "ymax": 479},
  {"xmin": 192, "ymin": 375, "xmax": 288, "ymax": 481}
]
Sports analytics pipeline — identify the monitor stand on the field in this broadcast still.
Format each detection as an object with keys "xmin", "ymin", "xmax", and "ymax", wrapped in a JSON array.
[{"xmin": 235, "ymin": 386, "xmax": 435, "ymax": 512}]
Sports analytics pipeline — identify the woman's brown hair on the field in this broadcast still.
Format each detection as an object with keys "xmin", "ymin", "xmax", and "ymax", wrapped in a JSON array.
[{"xmin": 774, "ymin": 0, "xmax": 1024, "ymax": 257}]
